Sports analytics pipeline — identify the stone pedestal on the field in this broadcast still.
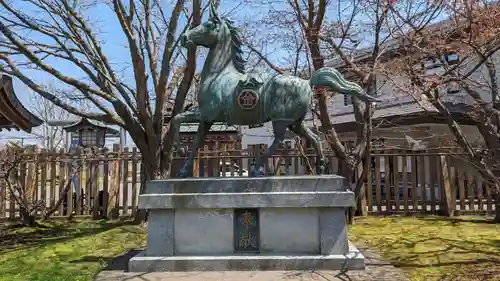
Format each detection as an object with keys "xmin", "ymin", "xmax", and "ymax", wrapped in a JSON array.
[{"xmin": 128, "ymin": 175, "xmax": 365, "ymax": 272}]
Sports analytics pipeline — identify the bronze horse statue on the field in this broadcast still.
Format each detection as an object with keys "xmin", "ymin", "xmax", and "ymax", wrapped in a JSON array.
[{"xmin": 171, "ymin": 3, "xmax": 379, "ymax": 177}]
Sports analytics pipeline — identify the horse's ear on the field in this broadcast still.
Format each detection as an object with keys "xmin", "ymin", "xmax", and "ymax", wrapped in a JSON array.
[{"xmin": 209, "ymin": 1, "xmax": 220, "ymax": 23}]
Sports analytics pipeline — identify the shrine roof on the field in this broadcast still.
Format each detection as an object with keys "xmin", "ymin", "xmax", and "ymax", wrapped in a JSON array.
[
  {"xmin": 0, "ymin": 75, "xmax": 43, "ymax": 132},
  {"xmin": 305, "ymin": 101, "xmax": 476, "ymax": 134},
  {"xmin": 63, "ymin": 117, "xmax": 119, "ymax": 135},
  {"xmin": 180, "ymin": 122, "xmax": 239, "ymax": 133}
]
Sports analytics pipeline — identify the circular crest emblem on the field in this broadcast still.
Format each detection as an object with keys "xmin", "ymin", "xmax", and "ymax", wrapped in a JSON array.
[{"xmin": 237, "ymin": 89, "xmax": 259, "ymax": 110}]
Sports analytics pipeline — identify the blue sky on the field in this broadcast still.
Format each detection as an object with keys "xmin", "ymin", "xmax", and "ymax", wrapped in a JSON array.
[
  {"xmin": 5, "ymin": 0, "xmax": 265, "ymax": 145},
  {"xmin": 4, "ymin": 0, "xmax": 308, "ymax": 146},
  {"xmin": 2, "ymin": 0, "xmax": 446, "ymax": 146}
]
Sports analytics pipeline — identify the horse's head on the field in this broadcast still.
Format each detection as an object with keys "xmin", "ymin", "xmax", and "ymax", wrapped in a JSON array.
[{"xmin": 180, "ymin": 3, "xmax": 228, "ymax": 49}]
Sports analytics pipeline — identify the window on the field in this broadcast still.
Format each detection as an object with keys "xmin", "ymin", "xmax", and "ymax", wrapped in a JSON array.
[
  {"xmin": 249, "ymin": 124, "xmax": 264, "ymax": 129},
  {"xmin": 372, "ymin": 137, "xmax": 385, "ymax": 149},
  {"xmin": 341, "ymin": 140, "xmax": 355, "ymax": 150},
  {"xmin": 418, "ymin": 52, "xmax": 460, "ymax": 74},
  {"xmin": 79, "ymin": 128, "xmax": 97, "ymax": 147},
  {"xmin": 219, "ymin": 162, "xmax": 248, "ymax": 175},
  {"xmin": 447, "ymin": 82, "xmax": 460, "ymax": 94},
  {"xmin": 279, "ymin": 140, "xmax": 292, "ymax": 149},
  {"xmin": 422, "ymin": 59, "xmax": 439, "ymax": 70},
  {"xmin": 344, "ymin": 94, "xmax": 352, "ymax": 106}
]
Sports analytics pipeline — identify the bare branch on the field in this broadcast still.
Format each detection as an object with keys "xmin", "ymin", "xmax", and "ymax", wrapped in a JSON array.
[
  {"xmin": 154, "ymin": 0, "xmax": 186, "ymax": 135},
  {"xmin": 0, "ymin": 55, "xmax": 117, "ymax": 124}
]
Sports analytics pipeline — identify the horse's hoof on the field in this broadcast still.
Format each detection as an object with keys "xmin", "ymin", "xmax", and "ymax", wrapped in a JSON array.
[
  {"xmin": 250, "ymin": 168, "xmax": 264, "ymax": 177},
  {"xmin": 179, "ymin": 168, "xmax": 193, "ymax": 178},
  {"xmin": 316, "ymin": 159, "xmax": 326, "ymax": 175},
  {"xmin": 178, "ymin": 147, "xmax": 187, "ymax": 157},
  {"xmin": 316, "ymin": 166, "xmax": 325, "ymax": 175}
]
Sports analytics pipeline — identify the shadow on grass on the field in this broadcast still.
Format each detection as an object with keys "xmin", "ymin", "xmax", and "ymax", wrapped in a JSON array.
[
  {"xmin": 366, "ymin": 214, "xmax": 499, "ymax": 224},
  {"xmin": 389, "ymin": 233, "xmax": 500, "ymax": 280},
  {"xmin": 71, "ymin": 249, "xmax": 141, "ymax": 271},
  {"xmin": 351, "ymin": 216, "xmax": 500, "ymax": 280},
  {"xmin": 415, "ymin": 215, "xmax": 498, "ymax": 224},
  {"xmin": 0, "ymin": 220, "xmax": 138, "ymax": 253}
]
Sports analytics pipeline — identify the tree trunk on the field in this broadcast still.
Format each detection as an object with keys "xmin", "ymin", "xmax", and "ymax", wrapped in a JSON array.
[
  {"xmin": 495, "ymin": 191, "xmax": 500, "ymax": 223},
  {"xmin": 475, "ymin": 121, "xmax": 500, "ymax": 222},
  {"xmin": 20, "ymin": 208, "xmax": 36, "ymax": 227},
  {"xmin": 422, "ymin": 91, "xmax": 500, "ymax": 223},
  {"xmin": 42, "ymin": 178, "xmax": 72, "ymax": 220},
  {"xmin": 135, "ymin": 153, "xmax": 162, "ymax": 223}
]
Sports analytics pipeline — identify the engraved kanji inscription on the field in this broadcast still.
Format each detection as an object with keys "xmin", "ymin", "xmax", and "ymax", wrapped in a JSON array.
[
  {"xmin": 234, "ymin": 208, "xmax": 259, "ymax": 252},
  {"xmin": 238, "ymin": 232, "xmax": 257, "ymax": 249}
]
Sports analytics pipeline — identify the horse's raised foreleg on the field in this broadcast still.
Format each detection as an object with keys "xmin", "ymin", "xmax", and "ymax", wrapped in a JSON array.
[
  {"xmin": 179, "ymin": 121, "xmax": 212, "ymax": 178},
  {"xmin": 171, "ymin": 109, "xmax": 206, "ymax": 177},
  {"xmin": 289, "ymin": 120, "xmax": 326, "ymax": 175},
  {"xmin": 171, "ymin": 108, "xmax": 201, "ymax": 156},
  {"xmin": 251, "ymin": 121, "xmax": 287, "ymax": 177}
]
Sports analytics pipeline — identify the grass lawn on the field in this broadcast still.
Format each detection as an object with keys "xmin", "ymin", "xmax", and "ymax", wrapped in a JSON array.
[
  {"xmin": 0, "ymin": 216, "xmax": 498, "ymax": 281},
  {"xmin": 0, "ymin": 219, "xmax": 146, "ymax": 281},
  {"xmin": 350, "ymin": 216, "xmax": 500, "ymax": 281}
]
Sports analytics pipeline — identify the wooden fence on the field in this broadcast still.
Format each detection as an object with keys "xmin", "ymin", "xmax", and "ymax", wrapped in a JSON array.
[{"xmin": 0, "ymin": 144, "xmax": 496, "ymax": 220}]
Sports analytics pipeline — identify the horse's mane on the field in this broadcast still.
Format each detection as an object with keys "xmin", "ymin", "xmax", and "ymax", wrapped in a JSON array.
[{"xmin": 223, "ymin": 18, "xmax": 246, "ymax": 74}]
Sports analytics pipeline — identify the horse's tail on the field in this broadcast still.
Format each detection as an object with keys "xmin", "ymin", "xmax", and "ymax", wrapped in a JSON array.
[{"xmin": 309, "ymin": 67, "xmax": 381, "ymax": 103}]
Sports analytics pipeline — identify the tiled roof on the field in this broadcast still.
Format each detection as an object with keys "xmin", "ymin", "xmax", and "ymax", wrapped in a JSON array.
[
  {"xmin": 324, "ymin": 17, "xmax": 459, "ymax": 68},
  {"xmin": 306, "ymin": 100, "xmax": 438, "ymax": 127},
  {"xmin": 0, "ymin": 75, "xmax": 43, "ymax": 132},
  {"xmin": 179, "ymin": 122, "xmax": 239, "ymax": 133}
]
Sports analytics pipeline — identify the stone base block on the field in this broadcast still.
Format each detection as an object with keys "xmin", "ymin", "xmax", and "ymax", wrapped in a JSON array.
[{"xmin": 128, "ymin": 243, "xmax": 365, "ymax": 272}]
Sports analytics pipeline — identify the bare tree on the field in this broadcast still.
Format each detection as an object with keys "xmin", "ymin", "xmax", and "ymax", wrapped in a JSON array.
[
  {"xmin": 0, "ymin": 0, "xmax": 202, "ymax": 191},
  {"xmin": 393, "ymin": 1, "xmax": 500, "ymax": 222},
  {"xmin": 0, "ymin": 143, "xmax": 92, "ymax": 226},
  {"xmin": 244, "ymin": 0, "xmax": 442, "ymax": 218},
  {"xmin": 29, "ymin": 85, "xmax": 73, "ymax": 150}
]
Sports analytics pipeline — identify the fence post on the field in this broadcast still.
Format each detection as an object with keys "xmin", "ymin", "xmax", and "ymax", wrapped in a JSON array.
[
  {"xmin": 91, "ymin": 150, "xmax": 101, "ymax": 220},
  {"xmin": 84, "ymin": 149, "xmax": 92, "ymax": 215},
  {"xmin": 58, "ymin": 148, "xmax": 66, "ymax": 216},
  {"xmin": 131, "ymin": 147, "xmax": 138, "ymax": 218},
  {"xmin": 66, "ymin": 152, "xmax": 74, "ymax": 216},
  {"xmin": 49, "ymin": 149, "xmax": 57, "ymax": 214},
  {"xmin": 0, "ymin": 162, "xmax": 5, "ymax": 219},
  {"xmin": 19, "ymin": 154, "xmax": 27, "ymax": 218},
  {"xmin": 108, "ymin": 144, "xmax": 120, "ymax": 219},
  {"xmin": 384, "ymin": 151, "xmax": 391, "ymax": 213},
  {"xmin": 122, "ymin": 147, "xmax": 130, "ymax": 216},
  {"xmin": 40, "ymin": 149, "xmax": 47, "ymax": 215},
  {"xmin": 356, "ymin": 162, "xmax": 367, "ymax": 216},
  {"xmin": 392, "ymin": 151, "xmax": 400, "ymax": 212},
  {"xmin": 75, "ymin": 149, "xmax": 83, "ymax": 216},
  {"xmin": 402, "ymin": 153, "xmax": 409, "ymax": 214},
  {"xmin": 102, "ymin": 149, "xmax": 110, "ymax": 218},
  {"xmin": 411, "ymin": 153, "xmax": 418, "ymax": 212},
  {"xmin": 375, "ymin": 153, "xmax": 382, "ymax": 213},
  {"xmin": 439, "ymin": 155, "xmax": 455, "ymax": 217}
]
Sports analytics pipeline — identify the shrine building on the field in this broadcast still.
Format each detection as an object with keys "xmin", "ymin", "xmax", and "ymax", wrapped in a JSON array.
[{"xmin": 0, "ymin": 75, "xmax": 42, "ymax": 133}]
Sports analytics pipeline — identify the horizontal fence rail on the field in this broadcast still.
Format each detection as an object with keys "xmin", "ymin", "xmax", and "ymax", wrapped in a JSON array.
[{"xmin": 0, "ymin": 144, "xmax": 496, "ymax": 220}]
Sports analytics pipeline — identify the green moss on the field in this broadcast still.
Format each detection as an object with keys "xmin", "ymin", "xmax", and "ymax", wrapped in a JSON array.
[
  {"xmin": 1, "ymin": 216, "xmax": 498, "ymax": 281},
  {"xmin": 349, "ymin": 216, "xmax": 500, "ymax": 281},
  {"xmin": 0, "ymin": 220, "xmax": 146, "ymax": 281}
]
